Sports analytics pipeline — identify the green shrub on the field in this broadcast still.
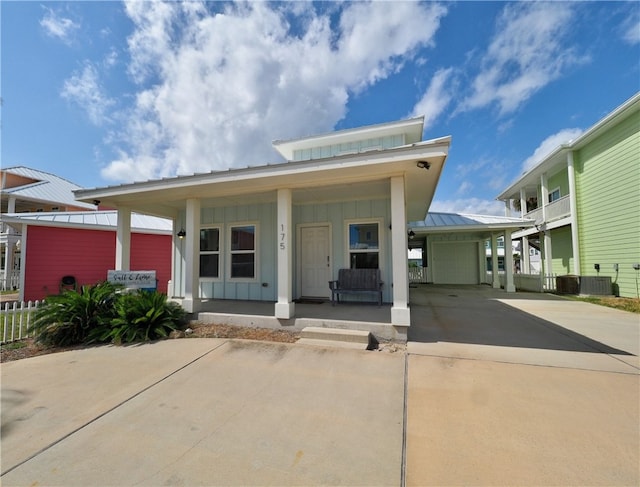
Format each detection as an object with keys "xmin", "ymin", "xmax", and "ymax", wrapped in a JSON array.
[
  {"xmin": 29, "ymin": 281, "xmax": 121, "ymax": 346},
  {"xmin": 89, "ymin": 290, "xmax": 187, "ymax": 345}
]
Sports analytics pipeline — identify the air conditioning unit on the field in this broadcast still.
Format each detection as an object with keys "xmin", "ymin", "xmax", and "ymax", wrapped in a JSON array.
[
  {"xmin": 579, "ymin": 276, "xmax": 613, "ymax": 296},
  {"xmin": 556, "ymin": 275, "xmax": 579, "ymax": 294}
]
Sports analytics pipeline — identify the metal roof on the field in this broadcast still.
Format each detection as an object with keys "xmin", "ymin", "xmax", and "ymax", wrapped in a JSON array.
[
  {"xmin": 2, "ymin": 211, "xmax": 172, "ymax": 234},
  {"xmin": 410, "ymin": 212, "xmax": 535, "ymax": 233},
  {"xmin": 2, "ymin": 166, "xmax": 96, "ymax": 210},
  {"xmin": 74, "ymin": 135, "xmax": 452, "ymax": 222}
]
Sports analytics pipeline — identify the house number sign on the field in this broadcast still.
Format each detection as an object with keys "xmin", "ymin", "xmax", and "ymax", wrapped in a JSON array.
[{"xmin": 280, "ymin": 224, "xmax": 286, "ymax": 250}]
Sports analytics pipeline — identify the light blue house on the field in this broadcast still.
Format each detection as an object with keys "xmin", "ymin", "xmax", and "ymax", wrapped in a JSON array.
[{"xmin": 76, "ymin": 118, "xmax": 452, "ymax": 339}]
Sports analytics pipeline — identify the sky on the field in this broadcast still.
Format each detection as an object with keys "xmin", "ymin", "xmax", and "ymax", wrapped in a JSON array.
[{"xmin": 2, "ymin": 1, "xmax": 639, "ymax": 216}]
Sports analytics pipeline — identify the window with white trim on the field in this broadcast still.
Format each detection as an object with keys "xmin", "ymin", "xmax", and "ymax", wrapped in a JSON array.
[
  {"xmin": 548, "ymin": 188, "xmax": 561, "ymax": 203},
  {"xmin": 230, "ymin": 225, "xmax": 256, "ymax": 279},
  {"xmin": 348, "ymin": 222, "xmax": 379, "ymax": 269},
  {"xmin": 199, "ymin": 227, "xmax": 220, "ymax": 278}
]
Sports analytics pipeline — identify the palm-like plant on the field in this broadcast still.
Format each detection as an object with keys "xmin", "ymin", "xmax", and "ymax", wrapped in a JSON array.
[
  {"xmin": 91, "ymin": 290, "xmax": 187, "ymax": 345},
  {"xmin": 29, "ymin": 281, "xmax": 121, "ymax": 346}
]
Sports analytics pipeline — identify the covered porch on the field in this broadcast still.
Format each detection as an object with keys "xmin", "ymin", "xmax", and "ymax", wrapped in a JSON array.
[{"xmin": 193, "ymin": 298, "xmax": 395, "ymax": 340}]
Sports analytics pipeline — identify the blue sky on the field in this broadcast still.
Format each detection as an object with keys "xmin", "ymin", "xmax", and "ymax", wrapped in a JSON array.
[{"xmin": 2, "ymin": 1, "xmax": 639, "ymax": 215}]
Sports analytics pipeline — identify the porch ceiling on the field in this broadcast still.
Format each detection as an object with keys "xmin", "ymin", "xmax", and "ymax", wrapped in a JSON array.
[{"xmin": 75, "ymin": 138, "xmax": 450, "ymax": 221}]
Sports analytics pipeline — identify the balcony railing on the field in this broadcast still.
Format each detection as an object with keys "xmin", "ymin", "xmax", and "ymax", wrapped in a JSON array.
[{"xmin": 524, "ymin": 195, "xmax": 571, "ymax": 225}]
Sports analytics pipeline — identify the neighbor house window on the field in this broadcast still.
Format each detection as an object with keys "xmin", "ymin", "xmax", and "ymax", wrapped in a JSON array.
[
  {"xmin": 199, "ymin": 227, "xmax": 220, "ymax": 278},
  {"xmin": 548, "ymin": 188, "xmax": 561, "ymax": 203},
  {"xmin": 348, "ymin": 222, "xmax": 379, "ymax": 269},
  {"xmin": 230, "ymin": 225, "xmax": 256, "ymax": 278}
]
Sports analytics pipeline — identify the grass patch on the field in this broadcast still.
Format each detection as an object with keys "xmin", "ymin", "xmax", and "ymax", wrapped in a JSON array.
[
  {"xmin": 565, "ymin": 295, "xmax": 640, "ymax": 314},
  {"xmin": 2, "ymin": 341, "xmax": 27, "ymax": 350}
]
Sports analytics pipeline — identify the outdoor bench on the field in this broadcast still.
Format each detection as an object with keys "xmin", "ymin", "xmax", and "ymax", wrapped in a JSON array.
[{"xmin": 329, "ymin": 268, "xmax": 383, "ymax": 306}]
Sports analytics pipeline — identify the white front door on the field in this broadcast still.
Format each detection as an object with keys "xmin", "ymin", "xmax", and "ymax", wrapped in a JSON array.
[{"xmin": 300, "ymin": 225, "xmax": 331, "ymax": 298}]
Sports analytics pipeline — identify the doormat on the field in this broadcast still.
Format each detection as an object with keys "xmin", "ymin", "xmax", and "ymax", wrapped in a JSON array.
[{"xmin": 294, "ymin": 298, "xmax": 325, "ymax": 304}]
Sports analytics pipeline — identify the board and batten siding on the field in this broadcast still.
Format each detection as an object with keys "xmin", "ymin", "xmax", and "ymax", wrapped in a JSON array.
[
  {"xmin": 24, "ymin": 226, "xmax": 171, "ymax": 301},
  {"xmin": 179, "ymin": 197, "xmax": 393, "ymax": 302},
  {"xmin": 181, "ymin": 203, "xmax": 278, "ymax": 302},
  {"xmin": 575, "ymin": 109, "xmax": 640, "ymax": 297},
  {"xmin": 294, "ymin": 197, "xmax": 392, "ymax": 302},
  {"xmin": 293, "ymin": 135, "xmax": 404, "ymax": 161}
]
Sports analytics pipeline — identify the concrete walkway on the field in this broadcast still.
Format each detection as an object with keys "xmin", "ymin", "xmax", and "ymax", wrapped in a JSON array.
[{"xmin": 1, "ymin": 285, "xmax": 638, "ymax": 486}]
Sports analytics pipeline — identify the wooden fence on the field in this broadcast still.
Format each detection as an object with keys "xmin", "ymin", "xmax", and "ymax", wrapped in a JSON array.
[{"xmin": 1, "ymin": 300, "xmax": 42, "ymax": 344}]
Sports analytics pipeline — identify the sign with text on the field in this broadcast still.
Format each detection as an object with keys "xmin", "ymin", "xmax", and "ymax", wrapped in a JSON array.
[{"xmin": 107, "ymin": 270, "xmax": 157, "ymax": 290}]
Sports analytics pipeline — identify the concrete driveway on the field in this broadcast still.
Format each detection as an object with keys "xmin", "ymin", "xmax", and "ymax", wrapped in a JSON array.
[
  {"xmin": 1, "ymin": 285, "xmax": 639, "ymax": 486},
  {"xmin": 406, "ymin": 285, "xmax": 639, "ymax": 486},
  {"xmin": 1, "ymin": 339, "xmax": 405, "ymax": 486}
]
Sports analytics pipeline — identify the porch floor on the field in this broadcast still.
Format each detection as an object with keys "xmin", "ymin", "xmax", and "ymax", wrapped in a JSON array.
[{"xmin": 194, "ymin": 298, "xmax": 396, "ymax": 340}]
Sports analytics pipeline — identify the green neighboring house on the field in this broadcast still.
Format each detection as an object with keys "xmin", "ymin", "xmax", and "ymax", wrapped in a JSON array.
[{"xmin": 497, "ymin": 92, "xmax": 640, "ymax": 298}]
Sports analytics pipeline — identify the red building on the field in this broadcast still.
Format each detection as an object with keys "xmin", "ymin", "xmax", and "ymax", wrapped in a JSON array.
[{"xmin": 2, "ymin": 211, "xmax": 172, "ymax": 302}]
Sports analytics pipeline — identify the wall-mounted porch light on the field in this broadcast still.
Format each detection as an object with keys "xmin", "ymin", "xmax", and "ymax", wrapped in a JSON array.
[
  {"xmin": 408, "ymin": 230, "xmax": 416, "ymax": 240},
  {"xmin": 177, "ymin": 229, "xmax": 186, "ymax": 239}
]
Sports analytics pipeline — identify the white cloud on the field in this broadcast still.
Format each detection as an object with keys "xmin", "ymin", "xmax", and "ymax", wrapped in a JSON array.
[
  {"xmin": 102, "ymin": 1, "xmax": 448, "ymax": 182},
  {"xmin": 61, "ymin": 63, "xmax": 114, "ymax": 126},
  {"xmin": 522, "ymin": 128, "xmax": 583, "ymax": 172},
  {"xmin": 40, "ymin": 7, "xmax": 79, "ymax": 44},
  {"xmin": 429, "ymin": 198, "xmax": 505, "ymax": 216},
  {"xmin": 620, "ymin": 8, "xmax": 640, "ymax": 45},
  {"xmin": 456, "ymin": 180, "xmax": 473, "ymax": 196},
  {"xmin": 460, "ymin": 2, "xmax": 588, "ymax": 116},
  {"xmin": 410, "ymin": 67, "xmax": 454, "ymax": 129}
]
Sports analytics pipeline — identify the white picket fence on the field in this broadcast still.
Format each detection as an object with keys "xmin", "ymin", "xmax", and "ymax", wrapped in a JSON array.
[
  {"xmin": 487, "ymin": 272, "xmax": 558, "ymax": 292},
  {"xmin": 1, "ymin": 300, "xmax": 42, "ymax": 344},
  {"xmin": 408, "ymin": 266, "xmax": 428, "ymax": 284}
]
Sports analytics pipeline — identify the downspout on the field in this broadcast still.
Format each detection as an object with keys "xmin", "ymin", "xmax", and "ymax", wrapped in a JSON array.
[{"xmin": 567, "ymin": 151, "xmax": 581, "ymax": 275}]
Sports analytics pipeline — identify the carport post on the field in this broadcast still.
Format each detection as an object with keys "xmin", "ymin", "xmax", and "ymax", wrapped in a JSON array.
[
  {"xmin": 504, "ymin": 229, "xmax": 515, "ymax": 292},
  {"xmin": 490, "ymin": 233, "xmax": 500, "ymax": 289}
]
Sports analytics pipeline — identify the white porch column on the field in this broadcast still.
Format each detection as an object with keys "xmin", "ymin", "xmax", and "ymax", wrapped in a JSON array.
[
  {"xmin": 567, "ymin": 151, "xmax": 581, "ymax": 275},
  {"xmin": 115, "ymin": 207, "xmax": 131, "ymax": 271},
  {"xmin": 183, "ymin": 199, "xmax": 201, "ymax": 313},
  {"xmin": 491, "ymin": 233, "xmax": 500, "ymax": 289},
  {"xmin": 3, "ymin": 239, "xmax": 13, "ymax": 290},
  {"xmin": 504, "ymin": 229, "xmax": 515, "ymax": 292},
  {"xmin": 505, "ymin": 199, "xmax": 512, "ymax": 217},
  {"xmin": 4, "ymin": 196, "xmax": 16, "ymax": 289},
  {"xmin": 519, "ymin": 188, "xmax": 527, "ymax": 219},
  {"xmin": 540, "ymin": 173, "xmax": 549, "ymax": 222},
  {"xmin": 390, "ymin": 176, "xmax": 410, "ymax": 328},
  {"xmin": 522, "ymin": 237, "xmax": 531, "ymax": 274},
  {"xmin": 18, "ymin": 224, "xmax": 27, "ymax": 301},
  {"xmin": 543, "ymin": 230, "xmax": 553, "ymax": 278},
  {"xmin": 275, "ymin": 188, "xmax": 295, "ymax": 319}
]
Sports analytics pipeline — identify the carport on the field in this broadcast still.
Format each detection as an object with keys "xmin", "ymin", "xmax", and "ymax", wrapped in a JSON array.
[{"xmin": 408, "ymin": 212, "xmax": 536, "ymax": 291}]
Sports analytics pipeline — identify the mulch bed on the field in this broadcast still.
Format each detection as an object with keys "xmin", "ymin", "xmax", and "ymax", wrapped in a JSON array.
[{"xmin": 1, "ymin": 323, "xmax": 300, "ymax": 363}]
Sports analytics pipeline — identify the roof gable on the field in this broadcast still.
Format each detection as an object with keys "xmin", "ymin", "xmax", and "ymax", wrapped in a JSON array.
[{"xmin": 1, "ymin": 166, "xmax": 96, "ymax": 210}]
